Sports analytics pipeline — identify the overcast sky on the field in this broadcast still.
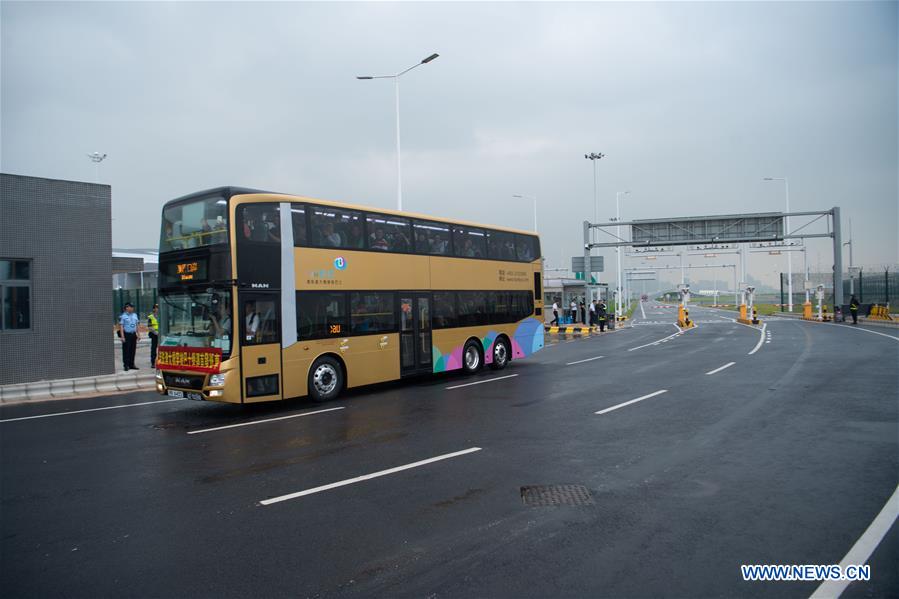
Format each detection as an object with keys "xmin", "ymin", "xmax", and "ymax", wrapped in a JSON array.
[{"xmin": 2, "ymin": 1, "xmax": 896, "ymax": 288}]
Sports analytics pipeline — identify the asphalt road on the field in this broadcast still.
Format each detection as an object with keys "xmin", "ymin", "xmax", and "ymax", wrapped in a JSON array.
[{"xmin": 2, "ymin": 302, "xmax": 897, "ymax": 598}]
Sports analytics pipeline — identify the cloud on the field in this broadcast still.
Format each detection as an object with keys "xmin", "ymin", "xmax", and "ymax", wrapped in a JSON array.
[{"xmin": 1, "ymin": 1, "xmax": 896, "ymax": 285}]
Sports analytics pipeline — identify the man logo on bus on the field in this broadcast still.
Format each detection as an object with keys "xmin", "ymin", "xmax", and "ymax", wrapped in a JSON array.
[{"xmin": 334, "ymin": 256, "xmax": 347, "ymax": 271}]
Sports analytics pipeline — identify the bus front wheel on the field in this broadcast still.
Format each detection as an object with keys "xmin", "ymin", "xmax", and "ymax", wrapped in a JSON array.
[
  {"xmin": 309, "ymin": 356, "xmax": 343, "ymax": 403},
  {"xmin": 462, "ymin": 340, "xmax": 482, "ymax": 374},
  {"xmin": 489, "ymin": 337, "xmax": 510, "ymax": 370}
]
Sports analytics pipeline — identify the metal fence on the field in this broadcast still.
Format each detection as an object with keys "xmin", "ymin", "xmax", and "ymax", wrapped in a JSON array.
[
  {"xmin": 113, "ymin": 288, "xmax": 157, "ymax": 322},
  {"xmin": 780, "ymin": 269, "xmax": 896, "ymax": 309}
]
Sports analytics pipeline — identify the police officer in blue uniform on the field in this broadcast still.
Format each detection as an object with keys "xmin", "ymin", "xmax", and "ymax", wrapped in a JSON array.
[{"xmin": 118, "ymin": 303, "xmax": 140, "ymax": 370}]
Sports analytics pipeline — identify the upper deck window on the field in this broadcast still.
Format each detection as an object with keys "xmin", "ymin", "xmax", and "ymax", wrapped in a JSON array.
[
  {"xmin": 366, "ymin": 214, "xmax": 412, "ymax": 253},
  {"xmin": 413, "ymin": 220, "xmax": 452, "ymax": 256},
  {"xmin": 452, "ymin": 226, "xmax": 487, "ymax": 259},
  {"xmin": 515, "ymin": 234, "xmax": 539, "ymax": 262},
  {"xmin": 161, "ymin": 196, "xmax": 229, "ymax": 252},
  {"xmin": 310, "ymin": 207, "xmax": 364, "ymax": 249},
  {"xmin": 239, "ymin": 204, "xmax": 282, "ymax": 244},
  {"xmin": 487, "ymin": 230, "xmax": 517, "ymax": 261}
]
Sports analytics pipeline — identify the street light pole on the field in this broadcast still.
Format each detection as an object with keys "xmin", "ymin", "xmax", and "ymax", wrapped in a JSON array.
[
  {"xmin": 394, "ymin": 76, "xmax": 402, "ymax": 210},
  {"xmin": 764, "ymin": 177, "xmax": 792, "ymax": 311},
  {"xmin": 615, "ymin": 190, "xmax": 630, "ymax": 320},
  {"xmin": 512, "ymin": 194, "xmax": 538, "ymax": 232},
  {"xmin": 358, "ymin": 53, "xmax": 439, "ymax": 211},
  {"xmin": 584, "ymin": 152, "xmax": 605, "ymax": 224}
]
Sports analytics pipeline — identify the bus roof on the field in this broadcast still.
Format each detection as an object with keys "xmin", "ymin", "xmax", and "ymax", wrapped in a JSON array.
[
  {"xmin": 233, "ymin": 191, "xmax": 539, "ymax": 238},
  {"xmin": 163, "ymin": 187, "xmax": 537, "ymax": 237}
]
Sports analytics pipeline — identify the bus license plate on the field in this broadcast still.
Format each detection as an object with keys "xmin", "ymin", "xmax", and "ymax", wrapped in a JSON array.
[
  {"xmin": 186, "ymin": 392, "xmax": 204, "ymax": 401},
  {"xmin": 167, "ymin": 390, "xmax": 184, "ymax": 398}
]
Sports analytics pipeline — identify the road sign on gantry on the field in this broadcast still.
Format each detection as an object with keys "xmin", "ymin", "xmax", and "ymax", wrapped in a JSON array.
[
  {"xmin": 631, "ymin": 212, "xmax": 784, "ymax": 247},
  {"xmin": 572, "ymin": 256, "xmax": 604, "ymax": 273}
]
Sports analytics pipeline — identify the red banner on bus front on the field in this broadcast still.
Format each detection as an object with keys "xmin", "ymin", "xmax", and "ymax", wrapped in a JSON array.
[{"xmin": 157, "ymin": 347, "xmax": 222, "ymax": 373}]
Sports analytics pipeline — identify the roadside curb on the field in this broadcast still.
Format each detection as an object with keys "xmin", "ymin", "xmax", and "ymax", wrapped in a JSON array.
[
  {"xmin": 771, "ymin": 311, "xmax": 899, "ymax": 329},
  {"xmin": 0, "ymin": 372, "xmax": 156, "ymax": 405},
  {"xmin": 544, "ymin": 324, "xmax": 624, "ymax": 335}
]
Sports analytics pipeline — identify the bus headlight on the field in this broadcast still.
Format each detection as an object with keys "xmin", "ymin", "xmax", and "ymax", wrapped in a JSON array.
[{"xmin": 209, "ymin": 373, "xmax": 226, "ymax": 387}]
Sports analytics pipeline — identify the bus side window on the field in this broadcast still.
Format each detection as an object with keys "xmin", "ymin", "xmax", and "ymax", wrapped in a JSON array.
[
  {"xmin": 296, "ymin": 292, "xmax": 346, "ymax": 340},
  {"xmin": 487, "ymin": 231, "xmax": 516, "ymax": 261},
  {"xmin": 291, "ymin": 205, "xmax": 307, "ymax": 246},
  {"xmin": 243, "ymin": 295, "xmax": 279, "ymax": 345},
  {"xmin": 458, "ymin": 291, "xmax": 487, "ymax": 326},
  {"xmin": 413, "ymin": 220, "xmax": 452, "ymax": 256},
  {"xmin": 433, "ymin": 292, "xmax": 457, "ymax": 328},
  {"xmin": 240, "ymin": 204, "xmax": 281, "ymax": 244},
  {"xmin": 350, "ymin": 292, "xmax": 396, "ymax": 334},
  {"xmin": 516, "ymin": 234, "xmax": 537, "ymax": 262},
  {"xmin": 310, "ymin": 208, "xmax": 363, "ymax": 249},
  {"xmin": 453, "ymin": 226, "xmax": 486, "ymax": 259}
]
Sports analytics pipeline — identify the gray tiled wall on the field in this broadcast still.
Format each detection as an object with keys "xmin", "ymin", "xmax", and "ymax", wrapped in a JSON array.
[{"xmin": 0, "ymin": 173, "xmax": 114, "ymax": 384}]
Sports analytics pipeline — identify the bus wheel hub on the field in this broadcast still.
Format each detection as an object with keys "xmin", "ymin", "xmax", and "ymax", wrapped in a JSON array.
[{"xmin": 314, "ymin": 364, "xmax": 337, "ymax": 394}]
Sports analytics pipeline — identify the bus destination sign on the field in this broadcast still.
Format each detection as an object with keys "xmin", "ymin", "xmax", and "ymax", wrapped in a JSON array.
[
  {"xmin": 157, "ymin": 347, "xmax": 222, "ymax": 373},
  {"xmin": 176, "ymin": 261, "xmax": 200, "ymax": 280},
  {"xmin": 161, "ymin": 257, "xmax": 209, "ymax": 286}
]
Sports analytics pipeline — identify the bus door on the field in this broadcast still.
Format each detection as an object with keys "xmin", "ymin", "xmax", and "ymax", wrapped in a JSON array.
[
  {"xmin": 239, "ymin": 291, "xmax": 282, "ymax": 402},
  {"xmin": 399, "ymin": 294, "xmax": 432, "ymax": 376}
]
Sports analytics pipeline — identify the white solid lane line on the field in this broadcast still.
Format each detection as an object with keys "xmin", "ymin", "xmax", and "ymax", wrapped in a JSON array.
[
  {"xmin": 187, "ymin": 406, "xmax": 345, "ymax": 435},
  {"xmin": 595, "ymin": 390, "xmax": 668, "ymax": 415},
  {"xmin": 748, "ymin": 322, "xmax": 767, "ymax": 355},
  {"xmin": 810, "ymin": 483, "xmax": 899, "ymax": 599},
  {"xmin": 640, "ymin": 301, "xmax": 646, "ymax": 319},
  {"xmin": 445, "ymin": 374, "xmax": 518, "ymax": 390},
  {"xmin": 627, "ymin": 324, "xmax": 683, "ymax": 352},
  {"xmin": 0, "ymin": 398, "xmax": 185, "ymax": 423},
  {"xmin": 832, "ymin": 324, "xmax": 899, "ymax": 341},
  {"xmin": 706, "ymin": 361, "xmax": 736, "ymax": 375},
  {"xmin": 260, "ymin": 447, "xmax": 483, "ymax": 506},
  {"xmin": 566, "ymin": 355, "xmax": 605, "ymax": 366}
]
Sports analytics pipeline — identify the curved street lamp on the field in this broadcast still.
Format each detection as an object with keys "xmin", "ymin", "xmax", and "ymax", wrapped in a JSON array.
[{"xmin": 357, "ymin": 53, "xmax": 440, "ymax": 211}]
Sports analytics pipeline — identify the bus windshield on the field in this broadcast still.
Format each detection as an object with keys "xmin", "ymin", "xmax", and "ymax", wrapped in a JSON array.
[
  {"xmin": 159, "ymin": 289, "xmax": 233, "ymax": 356},
  {"xmin": 161, "ymin": 196, "xmax": 229, "ymax": 252}
]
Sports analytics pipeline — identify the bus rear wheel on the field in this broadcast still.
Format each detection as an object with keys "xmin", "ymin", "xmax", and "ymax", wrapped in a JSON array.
[
  {"xmin": 309, "ymin": 356, "xmax": 343, "ymax": 403},
  {"xmin": 462, "ymin": 340, "xmax": 482, "ymax": 374},
  {"xmin": 489, "ymin": 337, "xmax": 510, "ymax": 370}
]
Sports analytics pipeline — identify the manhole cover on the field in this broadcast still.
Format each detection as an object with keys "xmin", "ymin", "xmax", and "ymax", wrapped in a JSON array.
[{"xmin": 520, "ymin": 485, "xmax": 594, "ymax": 506}]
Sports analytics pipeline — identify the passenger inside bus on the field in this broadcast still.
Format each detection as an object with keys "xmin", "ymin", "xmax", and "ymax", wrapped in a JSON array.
[
  {"xmin": 461, "ymin": 238, "xmax": 482, "ymax": 258},
  {"xmin": 320, "ymin": 222, "xmax": 342, "ymax": 247},
  {"xmin": 370, "ymin": 228, "xmax": 389, "ymax": 250},
  {"xmin": 347, "ymin": 223, "xmax": 365, "ymax": 248}
]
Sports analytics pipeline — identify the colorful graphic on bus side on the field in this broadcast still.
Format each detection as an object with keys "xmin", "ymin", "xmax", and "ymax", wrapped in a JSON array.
[{"xmin": 432, "ymin": 317, "xmax": 544, "ymax": 373}]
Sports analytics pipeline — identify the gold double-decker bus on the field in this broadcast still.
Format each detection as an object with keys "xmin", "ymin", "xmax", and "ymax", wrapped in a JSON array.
[{"xmin": 155, "ymin": 187, "xmax": 544, "ymax": 403}]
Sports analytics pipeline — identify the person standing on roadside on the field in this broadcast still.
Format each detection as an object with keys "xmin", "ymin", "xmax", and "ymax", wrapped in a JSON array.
[
  {"xmin": 570, "ymin": 299, "xmax": 577, "ymax": 324},
  {"xmin": 147, "ymin": 304, "xmax": 160, "ymax": 367},
  {"xmin": 597, "ymin": 300, "xmax": 608, "ymax": 332},
  {"xmin": 118, "ymin": 303, "xmax": 140, "ymax": 370},
  {"xmin": 849, "ymin": 294, "xmax": 860, "ymax": 325},
  {"xmin": 589, "ymin": 299, "xmax": 597, "ymax": 326},
  {"xmin": 550, "ymin": 299, "xmax": 560, "ymax": 327}
]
